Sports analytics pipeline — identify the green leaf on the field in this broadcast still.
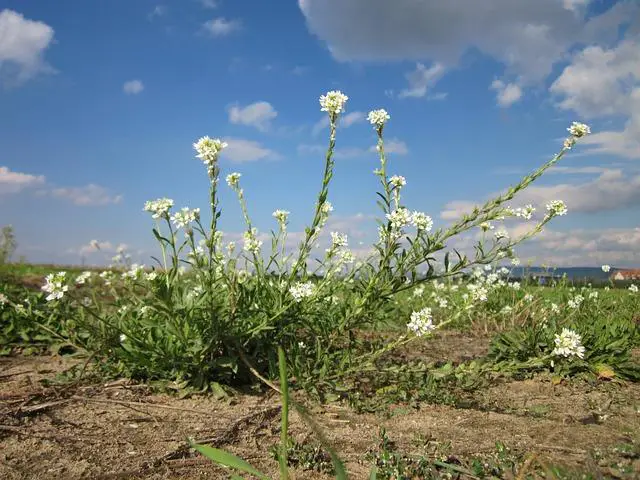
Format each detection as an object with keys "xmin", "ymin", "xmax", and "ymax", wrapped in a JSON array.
[
  {"xmin": 369, "ymin": 467, "xmax": 378, "ymax": 480},
  {"xmin": 190, "ymin": 443, "xmax": 270, "ymax": 480}
]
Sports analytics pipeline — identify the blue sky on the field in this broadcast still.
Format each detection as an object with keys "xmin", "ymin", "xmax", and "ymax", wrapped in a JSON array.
[{"xmin": 1, "ymin": 0, "xmax": 639, "ymax": 267}]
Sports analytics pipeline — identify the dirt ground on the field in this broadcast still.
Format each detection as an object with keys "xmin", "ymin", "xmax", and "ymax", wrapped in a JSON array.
[{"xmin": 1, "ymin": 334, "xmax": 639, "ymax": 479}]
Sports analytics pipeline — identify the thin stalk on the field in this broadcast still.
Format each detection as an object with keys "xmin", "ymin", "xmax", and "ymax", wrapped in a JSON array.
[{"xmin": 277, "ymin": 346, "xmax": 290, "ymax": 479}]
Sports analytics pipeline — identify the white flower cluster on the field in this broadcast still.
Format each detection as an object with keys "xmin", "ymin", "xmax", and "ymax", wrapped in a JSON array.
[
  {"xmin": 226, "ymin": 172, "xmax": 242, "ymax": 188},
  {"xmin": 319, "ymin": 90, "xmax": 348, "ymax": 115},
  {"xmin": 630, "ymin": 284, "xmax": 639, "ymax": 293},
  {"xmin": 171, "ymin": 207, "xmax": 200, "ymax": 229},
  {"xmin": 411, "ymin": 211, "xmax": 433, "ymax": 232},
  {"xmin": 563, "ymin": 122, "xmax": 591, "ymax": 149},
  {"xmin": 512, "ymin": 204, "xmax": 536, "ymax": 220},
  {"xmin": 601, "ymin": 264, "xmax": 610, "ymax": 273},
  {"xmin": 494, "ymin": 229, "xmax": 510, "ymax": 241},
  {"xmin": 552, "ymin": 328, "xmax": 585, "ymax": 359},
  {"xmin": 194, "ymin": 136, "xmax": 227, "ymax": 166},
  {"xmin": 407, "ymin": 307, "xmax": 435, "ymax": 336},
  {"xmin": 567, "ymin": 294, "xmax": 584, "ymax": 309},
  {"xmin": 367, "ymin": 109, "xmax": 390, "ymax": 128},
  {"xmin": 272, "ymin": 209, "xmax": 290, "ymax": 228},
  {"xmin": 99, "ymin": 271, "xmax": 115, "ymax": 286},
  {"xmin": 122, "ymin": 264, "xmax": 145, "ymax": 281},
  {"xmin": 545, "ymin": 200, "xmax": 568, "ymax": 217},
  {"xmin": 386, "ymin": 208, "xmax": 412, "ymax": 230},
  {"xmin": 289, "ymin": 281, "xmax": 315, "ymax": 302},
  {"xmin": 243, "ymin": 228, "xmax": 263, "ymax": 255},
  {"xmin": 75, "ymin": 271, "xmax": 92, "ymax": 285},
  {"xmin": 144, "ymin": 198, "xmax": 174, "ymax": 219},
  {"xmin": 0, "ymin": 293, "xmax": 8, "ymax": 305},
  {"xmin": 389, "ymin": 175, "xmax": 406, "ymax": 189},
  {"xmin": 330, "ymin": 231, "xmax": 348, "ymax": 249},
  {"xmin": 42, "ymin": 272, "xmax": 68, "ymax": 302}
]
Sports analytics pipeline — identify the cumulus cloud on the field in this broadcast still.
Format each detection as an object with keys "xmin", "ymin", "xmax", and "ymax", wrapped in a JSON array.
[
  {"xmin": 203, "ymin": 17, "xmax": 241, "ymax": 36},
  {"xmin": 228, "ymin": 101, "xmax": 277, "ymax": 131},
  {"xmin": 52, "ymin": 184, "xmax": 123, "ymax": 206},
  {"xmin": 222, "ymin": 138, "xmax": 280, "ymax": 162},
  {"xmin": 0, "ymin": 9, "xmax": 55, "ymax": 86},
  {"xmin": 123, "ymin": 79, "xmax": 144, "ymax": 94},
  {"xmin": 551, "ymin": 38, "xmax": 640, "ymax": 159},
  {"xmin": 398, "ymin": 62, "xmax": 446, "ymax": 99},
  {"xmin": 0, "ymin": 166, "xmax": 46, "ymax": 195},
  {"xmin": 490, "ymin": 79, "xmax": 523, "ymax": 107},
  {"xmin": 440, "ymin": 169, "xmax": 640, "ymax": 220}
]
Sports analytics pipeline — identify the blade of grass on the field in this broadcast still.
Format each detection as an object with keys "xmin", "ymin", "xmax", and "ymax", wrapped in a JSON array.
[{"xmin": 190, "ymin": 443, "xmax": 270, "ymax": 480}]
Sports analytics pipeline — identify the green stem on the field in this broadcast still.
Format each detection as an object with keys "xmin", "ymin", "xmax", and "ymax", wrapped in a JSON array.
[{"xmin": 277, "ymin": 346, "xmax": 290, "ymax": 480}]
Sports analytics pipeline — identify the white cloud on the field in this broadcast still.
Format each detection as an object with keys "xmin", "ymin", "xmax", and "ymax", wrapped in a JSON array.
[
  {"xmin": 199, "ymin": 0, "xmax": 218, "ymax": 8},
  {"xmin": 222, "ymin": 138, "xmax": 279, "ymax": 162},
  {"xmin": 368, "ymin": 138, "xmax": 409, "ymax": 155},
  {"xmin": 398, "ymin": 62, "xmax": 446, "ymax": 99},
  {"xmin": 311, "ymin": 111, "xmax": 365, "ymax": 136},
  {"xmin": 440, "ymin": 168, "xmax": 640, "ymax": 220},
  {"xmin": 0, "ymin": 166, "xmax": 45, "ymax": 195},
  {"xmin": 490, "ymin": 79, "xmax": 523, "ymax": 107},
  {"xmin": 550, "ymin": 38, "xmax": 640, "ymax": 159},
  {"xmin": 0, "ymin": 9, "xmax": 55, "ymax": 86},
  {"xmin": 203, "ymin": 17, "xmax": 241, "ymax": 36},
  {"xmin": 299, "ymin": 0, "xmax": 637, "ymax": 85},
  {"xmin": 148, "ymin": 5, "xmax": 167, "ymax": 19},
  {"xmin": 228, "ymin": 101, "xmax": 277, "ymax": 131},
  {"xmin": 123, "ymin": 79, "xmax": 144, "ymax": 94},
  {"xmin": 52, "ymin": 184, "xmax": 123, "ymax": 206}
]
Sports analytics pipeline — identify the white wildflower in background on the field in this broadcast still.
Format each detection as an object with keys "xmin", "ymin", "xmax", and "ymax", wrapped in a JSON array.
[
  {"xmin": 319, "ymin": 90, "xmax": 348, "ymax": 115},
  {"xmin": 119, "ymin": 333, "xmax": 127, "ymax": 343},
  {"xmin": 81, "ymin": 297, "xmax": 91, "ymax": 307},
  {"xmin": 367, "ymin": 109, "xmax": 390, "ymax": 128},
  {"xmin": 601, "ymin": 265, "xmax": 611, "ymax": 273},
  {"xmin": 480, "ymin": 222, "xmax": 494, "ymax": 231},
  {"xmin": 437, "ymin": 298, "xmax": 448, "ymax": 309},
  {"xmin": 411, "ymin": 211, "xmax": 433, "ymax": 232},
  {"xmin": 550, "ymin": 303, "xmax": 560, "ymax": 314},
  {"xmin": 144, "ymin": 198, "xmax": 174, "ymax": 219},
  {"xmin": 552, "ymin": 328, "xmax": 586, "ymax": 359},
  {"xmin": 145, "ymin": 271, "xmax": 158, "ymax": 281},
  {"xmin": 386, "ymin": 207, "xmax": 412, "ymax": 230},
  {"xmin": 546, "ymin": 200, "xmax": 568, "ymax": 217},
  {"xmin": 513, "ymin": 204, "xmax": 536, "ymax": 220},
  {"xmin": 243, "ymin": 228, "xmax": 263, "ymax": 254},
  {"xmin": 511, "ymin": 257, "xmax": 521, "ymax": 266},
  {"xmin": 330, "ymin": 231, "xmax": 349, "ymax": 249},
  {"xmin": 567, "ymin": 122, "xmax": 591, "ymax": 139},
  {"xmin": 467, "ymin": 283, "xmax": 488, "ymax": 302},
  {"xmin": 407, "ymin": 307, "xmax": 435, "ymax": 336},
  {"xmin": 509, "ymin": 281, "xmax": 521, "ymax": 290},
  {"xmin": 567, "ymin": 294, "xmax": 584, "ymax": 309},
  {"xmin": 524, "ymin": 293, "xmax": 534, "ymax": 302},
  {"xmin": 494, "ymin": 229, "xmax": 509, "ymax": 241},
  {"xmin": 75, "ymin": 271, "xmax": 92, "ymax": 285},
  {"xmin": 171, "ymin": 207, "xmax": 200, "ymax": 229},
  {"xmin": 99, "ymin": 271, "xmax": 115, "ymax": 286},
  {"xmin": 42, "ymin": 272, "xmax": 68, "ymax": 302},
  {"xmin": 389, "ymin": 175, "xmax": 406, "ymax": 189},
  {"xmin": 272, "ymin": 209, "xmax": 290, "ymax": 227},
  {"xmin": 226, "ymin": 172, "xmax": 242, "ymax": 188},
  {"xmin": 501, "ymin": 306, "xmax": 513, "ymax": 315},
  {"xmin": 289, "ymin": 282, "xmax": 315, "ymax": 302},
  {"xmin": 337, "ymin": 249, "xmax": 355, "ymax": 265},
  {"xmin": 630, "ymin": 284, "xmax": 639, "ymax": 293},
  {"xmin": 194, "ymin": 136, "xmax": 227, "ymax": 166},
  {"xmin": 0, "ymin": 293, "xmax": 8, "ymax": 305},
  {"xmin": 412, "ymin": 286, "xmax": 425, "ymax": 298},
  {"xmin": 140, "ymin": 305, "xmax": 151, "ymax": 316},
  {"xmin": 588, "ymin": 291, "xmax": 598, "ymax": 300}
]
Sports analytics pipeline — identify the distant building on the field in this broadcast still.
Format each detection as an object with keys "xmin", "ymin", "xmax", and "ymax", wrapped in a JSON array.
[{"xmin": 611, "ymin": 269, "xmax": 640, "ymax": 281}]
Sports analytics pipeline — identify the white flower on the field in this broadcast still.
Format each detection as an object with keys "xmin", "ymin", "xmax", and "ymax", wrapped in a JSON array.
[
  {"xmin": 81, "ymin": 297, "xmax": 91, "ymax": 307},
  {"xmin": 272, "ymin": 209, "xmax": 290, "ymax": 226},
  {"xmin": 494, "ymin": 229, "xmax": 510, "ymax": 241},
  {"xmin": 140, "ymin": 305, "xmax": 151, "ymax": 316},
  {"xmin": 513, "ymin": 204, "xmax": 536, "ymax": 220},
  {"xmin": 367, "ymin": 109, "xmax": 390, "ymax": 127},
  {"xmin": 74, "ymin": 271, "xmax": 92, "ymax": 285},
  {"xmin": 467, "ymin": 283, "xmax": 488, "ymax": 302},
  {"xmin": 119, "ymin": 333, "xmax": 127, "ymax": 343},
  {"xmin": 411, "ymin": 211, "xmax": 433, "ymax": 232},
  {"xmin": 511, "ymin": 257, "xmax": 521, "ymax": 266},
  {"xmin": 320, "ymin": 201, "xmax": 333, "ymax": 215},
  {"xmin": 337, "ymin": 249, "xmax": 355, "ymax": 265},
  {"xmin": 386, "ymin": 208, "xmax": 412, "ymax": 230},
  {"xmin": 480, "ymin": 222, "xmax": 494, "ymax": 231},
  {"xmin": 389, "ymin": 175, "xmax": 406, "ymax": 189},
  {"xmin": 437, "ymin": 298, "xmax": 448, "ymax": 309},
  {"xmin": 289, "ymin": 282, "xmax": 315, "ymax": 302},
  {"xmin": 243, "ymin": 228, "xmax": 263, "ymax": 254},
  {"xmin": 330, "ymin": 231, "xmax": 349, "ymax": 249},
  {"xmin": 567, "ymin": 122, "xmax": 591, "ymax": 139},
  {"xmin": 601, "ymin": 265, "xmax": 611, "ymax": 273},
  {"xmin": 509, "ymin": 281, "xmax": 521, "ymax": 290},
  {"xmin": 319, "ymin": 90, "xmax": 348, "ymax": 115},
  {"xmin": 588, "ymin": 291, "xmax": 598, "ymax": 300},
  {"xmin": 407, "ymin": 307, "xmax": 435, "ymax": 336},
  {"xmin": 567, "ymin": 294, "xmax": 584, "ymax": 309},
  {"xmin": 145, "ymin": 271, "xmax": 158, "ymax": 281},
  {"xmin": 171, "ymin": 207, "xmax": 200, "ymax": 229},
  {"xmin": 412, "ymin": 286, "xmax": 425, "ymax": 298},
  {"xmin": 194, "ymin": 136, "xmax": 227, "ymax": 165},
  {"xmin": 41, "ymin": 272, "xmax": 69, "ymax": 302},
  {"xmin": 99, "ymin": 271, "xmax": 115, "ymax": 286},
  {"xmin": 226, "ymin": 172, "xmax": 242, "ymax": 188},
  {"xmin": 545, "ymin": 200, "xmax": 568, "ymax": 217},
  {"xmin": 122, "ymin": 264, "xmax": 145, "ymax": 281},
  {"xmin": 0, "ymin": 293, "xmax": 8, "ymax": 305},
  {"xmin": 143, "ymin": 198, "xmax": 174, "ymax": 219},
  {"xmin": 501, "ymin": 306, "xmax": 513, "ymax": 315},
  {"xmin": 550, "ymin": 303, "xmax": 560, "ymax": 314},
  {"xmin": 630, "ymin": 284, "xmax": 639, "ymax": 293},
  {"xmin": 552, "ymin": 328, "xmax": 585, "ymax": 359},
  {"xmin": 524, "ymin": 293, "xmax": 533, "ymax": 302}
]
